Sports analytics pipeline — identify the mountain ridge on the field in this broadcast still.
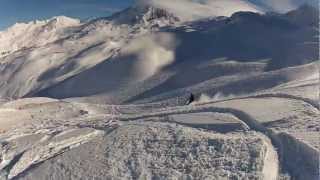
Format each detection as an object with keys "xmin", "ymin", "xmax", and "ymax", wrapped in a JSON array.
[{"xmin": 0, "ymin": 4, "xmax": 318, "ymax": 100}]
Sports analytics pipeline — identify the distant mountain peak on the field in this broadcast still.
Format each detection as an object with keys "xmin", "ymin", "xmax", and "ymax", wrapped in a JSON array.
[
  {"xmin": 141, "ymin": 6, "xmax": 180, "ymax": 23},
  {"xmin": 0, "ymin": 16, "xmax": 80, "ymax": 57},
  {"xmin": 47, "ymin": 16, "xmax": 80, "ymax": 26},
  {"xmin": 112, "ymin": 0, "xmax": 261, "ymax": 25},
  {"xmin": 110, "ymin": 4, "xmax": 180, "ymax": 27},
  {"xmin": 4, "ymin": 16, "xmax": 80, "ymax": 32}
]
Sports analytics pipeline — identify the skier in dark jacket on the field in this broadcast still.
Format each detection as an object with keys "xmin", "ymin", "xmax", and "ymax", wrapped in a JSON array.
[{"xmin": 186, "ymin": 93, "xmax": 195, "ymax": 105}]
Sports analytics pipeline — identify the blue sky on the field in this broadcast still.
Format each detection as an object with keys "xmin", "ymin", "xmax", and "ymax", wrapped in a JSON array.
[{"xmin": 0, "ymin": 0, "xmax": 133, "ymax": 30}]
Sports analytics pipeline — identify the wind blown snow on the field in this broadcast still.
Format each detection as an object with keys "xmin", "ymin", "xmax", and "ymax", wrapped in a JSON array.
[
  {"xmin": 195, "ymin": 92, "xmax": 237, "ymax": 104},
  {"xmin": 123, "ymin": 33, "xmax": 178, "ymax": 80}
]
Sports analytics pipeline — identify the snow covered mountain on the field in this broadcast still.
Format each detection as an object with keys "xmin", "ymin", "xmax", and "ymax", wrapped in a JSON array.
[
  {"xmin": 132, "ymin": 0, "xmax": 262, "ymax": 22},
  {"xmin": 0, "ymin": 1, "xmax": 319, "ymax": 179},
  {"xmin": 0, "ymin": 3, "xmax": 317, "ymax": 100},
  {"xmin": 0, "ymin": 16, "xmax": 81, "ymax": 57}
]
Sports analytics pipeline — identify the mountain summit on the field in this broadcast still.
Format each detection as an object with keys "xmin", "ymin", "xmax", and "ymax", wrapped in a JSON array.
[
  {"xmin": 0, "ymin": 16, "xmax": 80, "ymax": 57},
  {"xmin": 132, "ymin": 0, "xmax": 261, "ymax": 22},
  {"xmin": 111, "ymin": 5, "xmax": 180, "ymax": 26}
]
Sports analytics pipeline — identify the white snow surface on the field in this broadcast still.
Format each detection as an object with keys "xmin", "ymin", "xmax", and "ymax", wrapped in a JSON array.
[
  {"xmin": 0, "ymin": 16, "xmax": 81, "ymax": 57},
  {"xmin": 0, "ymin": 1, "xmax": 319, "ymax": 180}
]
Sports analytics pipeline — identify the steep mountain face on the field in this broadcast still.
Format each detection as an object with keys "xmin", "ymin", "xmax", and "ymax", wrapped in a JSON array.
[
  {"xmin": 0, "ymin": 3, "xmax": 318, "ymax": 100},
  {"xmin": 36, "ymin": 5, "xmax": 319, "ymax": 101},
  {"xmin": 111, "ymin": 5, "xmax": 181, "ymax": 27},
  {"xmin": 0, "ymin": 16, "xmax": 80, "ymax": 57}
]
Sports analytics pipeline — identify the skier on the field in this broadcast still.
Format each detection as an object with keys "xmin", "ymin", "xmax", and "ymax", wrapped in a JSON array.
[{"xmin": 186, "ymin": 93, "xmax": 195, "ymax": 105}]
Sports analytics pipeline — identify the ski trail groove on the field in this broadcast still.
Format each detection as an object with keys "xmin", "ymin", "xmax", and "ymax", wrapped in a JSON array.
[
  {"xmin": 196, "ymin": 93, "xmax": 319, "ymax": 110},
  {"xmin": 118, "ymin": 104, "xmax": 319, "ymax": 179}
]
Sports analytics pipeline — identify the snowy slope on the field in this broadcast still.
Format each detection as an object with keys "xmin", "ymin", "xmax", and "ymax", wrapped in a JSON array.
[
  {"xmin": 0, "ymin": 2, "xmax": 317, "ymax": 100},
  {"xmin": 36, "ymin": 5, "xmax": 319, "ymax": 102},
  {"xmin": 0, "ymin": 1, "xmax": 319, "ymax": 179},
  {"xmin": 0, "ymin": 16, "xmax": 81, "ymax": 57}
]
